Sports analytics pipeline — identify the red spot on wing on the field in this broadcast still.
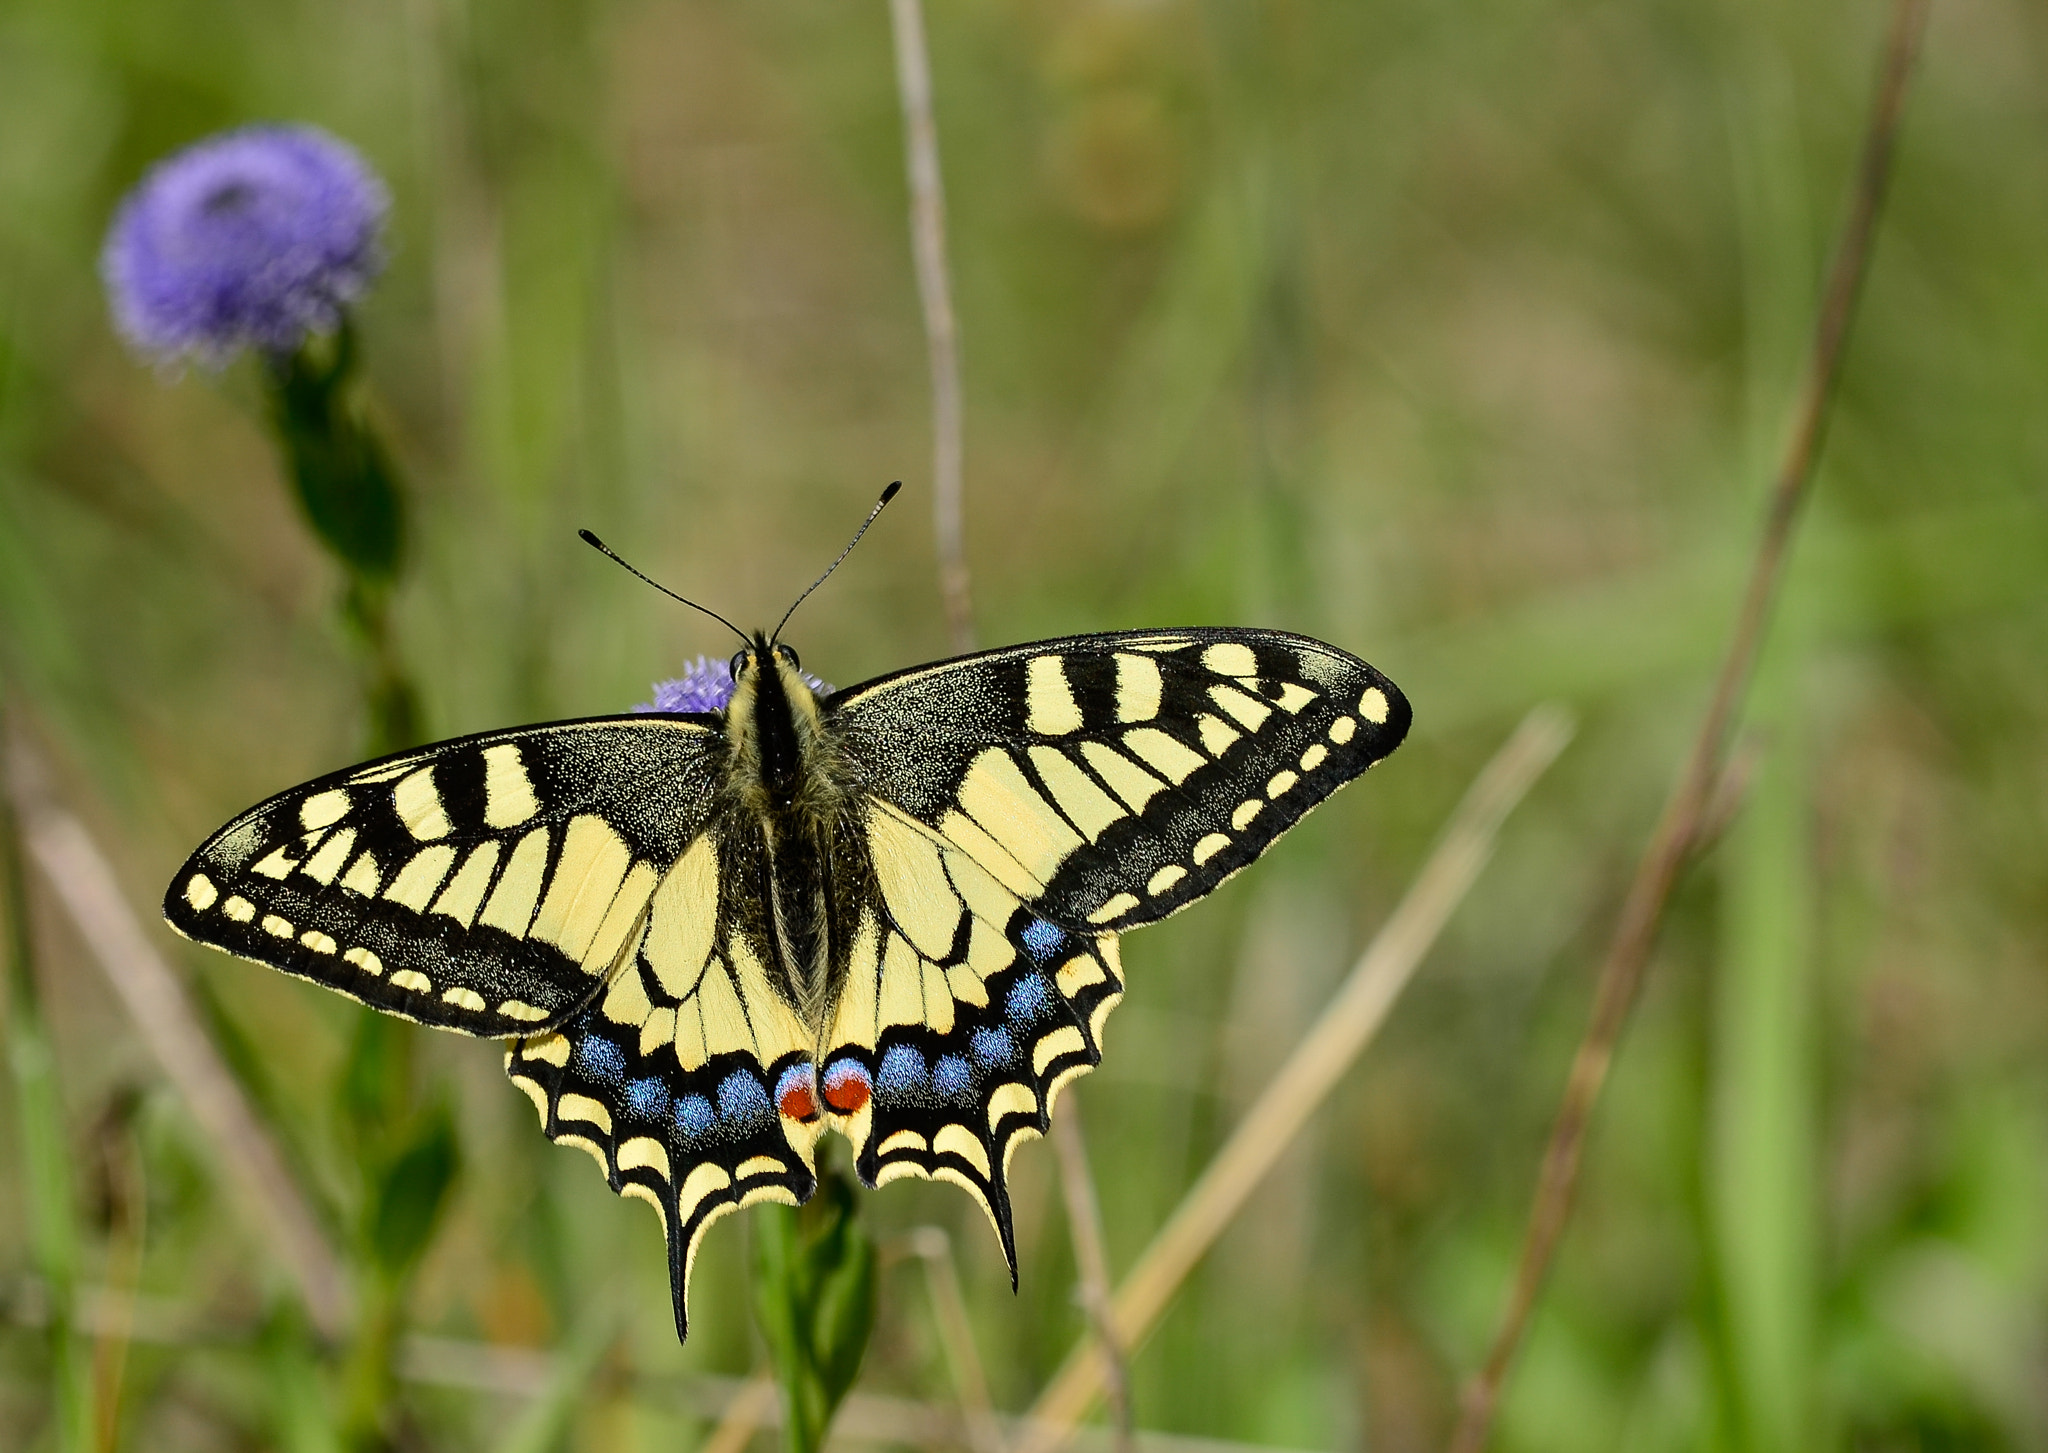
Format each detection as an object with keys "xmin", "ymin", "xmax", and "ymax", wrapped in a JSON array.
[
  {"xmin": 775, "ymin": 1063, "xmax": 821, "ymax": 1122},
  {"xmin": 821, "ymin": 1059, "xmax": 872, "ymax": 1114}
]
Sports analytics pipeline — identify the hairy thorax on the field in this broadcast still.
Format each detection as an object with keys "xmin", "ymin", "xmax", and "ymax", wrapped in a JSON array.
[{"xmin": 718, "ymin": 640, "xmax": 867, "ymax": 1027}]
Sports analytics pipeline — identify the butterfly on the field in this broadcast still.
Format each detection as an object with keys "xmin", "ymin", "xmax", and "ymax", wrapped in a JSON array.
[{"xmin": 163, "ymin": 496, "xmax": 1411, "ymax": 1342}]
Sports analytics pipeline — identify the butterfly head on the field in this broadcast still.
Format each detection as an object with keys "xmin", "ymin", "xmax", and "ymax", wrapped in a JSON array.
[{"xmin": 725, "ymin": 630, "xmax": 831, "ymax": 810}]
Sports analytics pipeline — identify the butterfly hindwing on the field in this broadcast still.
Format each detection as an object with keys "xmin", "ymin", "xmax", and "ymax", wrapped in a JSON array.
[
  {"xmin": 505, "ymin": 826, "xmax": 822, "ymax": 1342},
  {"xmin": 164, "ymin": 717, "xmax": 722, "ymax": 1037},
  {"xmin": 830, "ymin": 628, "xmax": 1411, "ymax": 933},
  {"xmin": 814, "ymin": 802, "xmax": 1124, "ymax": 1272}
]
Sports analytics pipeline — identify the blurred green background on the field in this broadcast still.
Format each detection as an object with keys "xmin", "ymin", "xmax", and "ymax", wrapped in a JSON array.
[{"xmin": 3, "ymin": 0, "xmax": 2045, "ymax": 1449}]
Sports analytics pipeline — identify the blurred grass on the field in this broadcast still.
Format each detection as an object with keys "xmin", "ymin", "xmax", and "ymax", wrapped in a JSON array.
[{"xmin": 1, "ymin": 0, "xmax": 2045, "ymax": 1449}]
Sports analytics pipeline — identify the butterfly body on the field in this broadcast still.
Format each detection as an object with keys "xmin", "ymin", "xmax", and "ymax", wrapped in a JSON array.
[{"xmin": 165, "ymin": 626, "xmax": 1410, "ymax": 1340}]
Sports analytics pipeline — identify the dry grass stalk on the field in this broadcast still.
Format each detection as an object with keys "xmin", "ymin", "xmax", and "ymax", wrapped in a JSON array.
[
  {"xmin": 903, "ymin": 1226, "xmax": 1007, "ymax": 1453},
  {"xmin": 1050, "ymin": 1106, "xmax": 1135, "ymax": 1453},
  {"xmin": 1443, "ymin": 4, "xmax": 1931, "ymax": 1448},
  {"xmin": 701, "ymin": 1372, "xmax": 778, "ymax": 1453},
  {"xmin": 3, "ymin": 729, "xmax": 352, "ymax": 1339},
  {"xmin": 887, "ymin": 0, "xmax": 973, "ymax": 653},
  {"xmin": 1018, "ymin": 706, "xmax": 1575, "ymax": 1451}
]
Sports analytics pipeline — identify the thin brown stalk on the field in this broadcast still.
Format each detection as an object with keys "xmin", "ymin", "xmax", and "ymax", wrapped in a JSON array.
[
  {"xmin": 1050, "ymin": 1107, "xmax": 1134, "ymax": 1453},
  {"xmin": 1019, "ymin": 707, "xmax": 1574, "ymax": 1452},
  {"xmin": 3, "ymin": 730, "xmax": 352, "ymax": 1340},
  {"xmin": 887, "ymin": 0, "xmax": 973, "ymax": 653},
  {"xmin": 1444, "ymin": 5, "xmax": 1930, "ymax": 1449},
  {"xmin": 701, "ymin": 1372, "xmax": 777, "ymax": 1453},
  {"xmin": 904, "ymin": 1226, "xmax": 1007, "ymax": 1453}
]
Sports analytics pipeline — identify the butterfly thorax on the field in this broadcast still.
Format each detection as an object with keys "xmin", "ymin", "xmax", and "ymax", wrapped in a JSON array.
[{"xmin": 721, "ymin": 635, "xmax": 860, "ymax": 1022}]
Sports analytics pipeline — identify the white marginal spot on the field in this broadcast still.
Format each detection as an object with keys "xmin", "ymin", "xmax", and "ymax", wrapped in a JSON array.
[
  {"xmin": 1267, "ymin": 770, "xmax": 1299, "ymax": 798},
  {"xmin": 559, "ymin": 1094, "xmax": 613, "ymax": 1133},
  {"xmin": 442, "ymin": 986, "xmax": 487, "ymax": 1012},
  {"xmin": 482, "ymin": 743, "xmax": 541, "ymax": 828},
  {"xmin": 261, "ymin": 914, "xmax": 294, "ymax": 939},
  {"xmin": 184, "ymin": 874, "xmax": 218, "ymax": 911},
  {"xmin": 1329, "ymin": 716, "xmax": 1358, "ymax": 745},
  {"xmin": 1203, "ymin": 642, "xmax": 1259, "ymax": 677},
  {"xmin": 1056, "ymin": 953, "xmax": 1106, "ymax": 998},
  {"xmin": 1360, "ymin": 687, "xmax": 1391, "ymax": 724},
  {"xmin": 736, "ymin": 1155, "xmax": 786, "ymax": 1181},
  {"xmin": 1113, "ymin": 652, "xmax": 1163, "ymax": 723},
  {"xmin": 300, "ymin": 930, "xmax": 338, "ymax": 954},
  {"xmin": 498, "ymin": 1000, "xmax": 550, "ymax": 1022},
  {"xmin": 1193, "ymin": 832, "xmax": 1231, "ymax": 865},
  {"xmin": 1033, "ymin": 1025, "xmax": 1087, "ymax": 1075},
  {"xmin": 223, "ymin": 895, "xmax": 255, "ymax": 923},
  {"xmin": 1087, "ymin": 892, "xmax": 1140, "ymax": 925},
  {"xmin": 1273, "ymin": 682, "xmax": 1316, "ymax": 714},
  {"xmin": 1300, "ymin": 743, "xmax": 1329, "ymax": 772},
  {"xmin": 389, "ymin": 968, "xmax": 433, "ymax": 994},
  {"xmin": 878, "ymin": 1129, "xmax": 927, "ymax": 1156},
  {"xmin": 1232, "ymin": 798, "xmax": 1265, "ymax": 831},
  {"xmin": 1025, "ymin": 655, "xmax": 1084, "ymax": 736},
  {"xmin": 987, "ymin": 1082, "xmax": 1038, "ymax": 1131},
  {"xmin": 1146, "ymin": 864, "xmax": 1186, "ymax": 897},
  {"xmin": 393, "ymin": 767, "xmax": 452, "ymax": 841},
  {"xmin": 619, "ymin": 1137, "xmax": 671, "ymax": 1181},
  {"xmin": 299, "ymin": 790, "xmax": 351, "ymax": 831},
  {"xmin": 344, "ymin": 946, "xmax": 383, "ymax": 976},
  {"xmin": 933, "ymin": 1123, "xmax": 991, "ymax": 1178}
]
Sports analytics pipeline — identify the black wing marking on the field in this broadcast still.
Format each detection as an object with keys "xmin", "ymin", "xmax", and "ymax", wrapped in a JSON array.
[
  {"xmin": 506, "ymin": 830, "xmax": 821, "ymax": 1343},
  {"xmin": 829, "ymin": 628, "xmax": 1411, "ymax": 934},
  {"xmin": 813, "ymin": 803, "xmax": 1124, "ymax": 1275},
  {"xmin": 164, "ymin": 716, "xmax": 724, "ymax": 1037}
]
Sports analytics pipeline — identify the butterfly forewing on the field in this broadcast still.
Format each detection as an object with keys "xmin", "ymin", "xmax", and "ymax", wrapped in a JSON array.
[
  {"xmin": 830, "ymin": 628, "xmax": 1411, "ymax": 933},
  {"xmin": 164, "ymin": 717, "xmax": 723, "ymax": 1037}
]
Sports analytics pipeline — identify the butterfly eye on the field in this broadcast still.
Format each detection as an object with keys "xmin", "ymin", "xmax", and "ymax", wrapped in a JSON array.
[
  {"xmin": 730, "ymin": 650, "xmax": 750, "ymax": 679},
  {"xmin": 778, "ymin": 645, "xmax": 801, "ymax": 672}
]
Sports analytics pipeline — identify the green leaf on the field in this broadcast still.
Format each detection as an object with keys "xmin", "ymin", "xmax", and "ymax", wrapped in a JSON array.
[
  {"xmin": 366, "ymin": 1102, "xmax": 460, "ymax": 1279},
  {"xmin": 752, "ymin": 1166, "xmax": 878, "ymax": 1453},
  {"xmin": 264, "ymin": 327, "xmax": 406, "ymax": 584}
]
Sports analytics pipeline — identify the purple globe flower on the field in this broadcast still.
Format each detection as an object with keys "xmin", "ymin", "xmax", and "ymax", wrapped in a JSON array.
[
  {"xmin": 637, "ymin": 655, "xmax": 832, "ymax": 714},
  {"xmin": 101, "ymin": 124, "xmax": 390, "ymax": 364}
]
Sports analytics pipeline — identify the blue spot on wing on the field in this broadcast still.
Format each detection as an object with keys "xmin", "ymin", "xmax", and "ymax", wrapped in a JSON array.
[
  {"xmin": 717, "ymin": 1070, "xmax": 772, "ymax": 1127},
  {"xmin": 674, "ymin": 1094, "xmax": 714, "ymax": 1139},
  {"xmin": 877, "ymin": 1044, "xmax": 928, "ymax": 1102},
  {"xmin": 624, "ymin": 1077, "xmax": 671, "ymax": 1120},
  {"xmin": 933, "ymin": 1054, "xmax": 973, "ymax": 1100},
  {"xmin": 1019, "ymin": 917, "xmax": 1065, "ymax": 964},
  {"xmin": 970, "ymin": 1026, "xmax": 1014, "ymax": 1068},
  {"xmin": 1005, "ymin": 973, "xmax": 1052, "ymax": 1024},
  {"xmin": 576, "ymin": 1036, "xmax": 626, "ymax": 1086}
]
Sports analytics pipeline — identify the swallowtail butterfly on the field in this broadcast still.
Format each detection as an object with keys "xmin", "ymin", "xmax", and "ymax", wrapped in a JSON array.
[{"xmin": 164, "ymin": 494, "xmax": 1410, "ymax": 1341}]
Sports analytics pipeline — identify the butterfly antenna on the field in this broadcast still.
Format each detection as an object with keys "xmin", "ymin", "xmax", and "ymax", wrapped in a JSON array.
[
  {"xmin": 771, "ymin": 481, "xmax": 901, "ymax": 644},
  {"xmin": 578, "ymin": 530, "xmax": 751, "ymax": 647}
]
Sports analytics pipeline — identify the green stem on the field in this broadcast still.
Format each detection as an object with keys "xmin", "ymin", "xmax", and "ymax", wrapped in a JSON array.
[{"xmin": 1, "ymin": 703, "xmax": 94, "ymax": 1453}]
